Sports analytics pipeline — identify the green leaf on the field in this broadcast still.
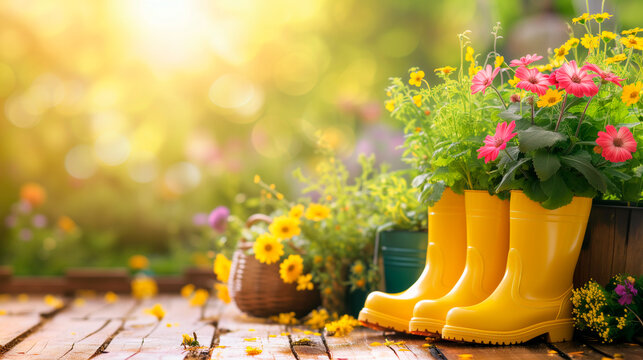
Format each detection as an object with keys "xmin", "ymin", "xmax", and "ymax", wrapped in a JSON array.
[
  {"xmin": 540, "ymin": 175, "xmax": 574, "ymax": 210},
  {"xmin": 522, "ymin": 180, "xmax": 548, "ymax": 202},
  {"xmin": 498, "ymin": 146, "xmax": 519, "ymax": 169},
  {"xmin": 532, "ymin": 150, "xmax": 560, "ymax": 182},
  {"xmin": 499, "ymin": 109, "xmax": 522, "ymax": 121},
  {"xmin": 560, "ymin": 154, "xmax": 607, "ymax": 193},
  {"xmin": 496, "ymin": 158, "xmax": 531, "ymax": 192},
  {"xmin": 518, "ymin": 126, "xmax": 567, "ymax": 153},
  {"xmin": 412, "ymin": 174, "xmax": 429, "ymax": 188},
  {"xmin": 421, "ymin": 181, "xmax": 446, "ymax": 206}
]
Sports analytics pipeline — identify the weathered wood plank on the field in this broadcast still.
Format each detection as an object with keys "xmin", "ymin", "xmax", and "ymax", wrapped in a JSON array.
[
  {"xmin": 552, "ymin": 340, "xmax": 605, "ymax": 359},
  {"xmin": 434, "ymin": 339, "xmax": 554, "ymax": 360},
  {"xmin": 324, "ymin": 328, "xmax": 413, "ymax": 359},
  {"xmin": 625, "ymin": 209, "xmax": 643, "ymax": 276}
]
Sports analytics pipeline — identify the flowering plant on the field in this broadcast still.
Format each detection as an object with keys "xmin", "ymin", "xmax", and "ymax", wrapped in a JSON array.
[{"xmin": 571, "ymin": 274, "xmax": 642, "ymax": 343}]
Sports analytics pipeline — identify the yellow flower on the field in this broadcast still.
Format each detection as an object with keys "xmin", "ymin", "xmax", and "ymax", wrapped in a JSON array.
[
  {"xmin": 213, "ymin": 254, "xmax": 231, "ymax": 282},
  {"xmin": 627, "ymin": 276, "xmax": 635, "ymax": 284},
  {"xmin": 408, "ymin": 70, "xmax": 425, "ymax": 87},
  {"xmin": 253, "ymin": 233, "xmax": 284, "ymax": 264},
  {"xmin": 269, "ymin": 215, "xmax": 301, "ymax": 239},
  {"xmin": 270, "ymin": 311, "xmax": 298, "ymax": 325},
  {"xmin": 600, "ymin": 31, "xmax": 616, "ymax": 41},
  {"xmin": 620, "ymin": 35, "xmax": 643, "ymax": 50},
  {"xmin": 581, "ymin": 34, "xmax": 599, "ymax": 51},
  {"xmin": 606, "ymin": 53, "xmax": 627, "ymax": 64},
  {"xmin": 313, "ymin": 255, "xmax": 323, "ymax": 264},
  {"xmin": 355, "ymin": 278, "xmax": 366, "ymax": 288},
  {"xmin": 412, "ymin": 94, "xmax": 422, "ymax": 107},
  {"xmin": 508, "ymin": 76, "xmax": 520, "ymax": 87},
  {"xmin": 553, "ymin": 44, "xmax": 570, "ymax": 62},
  {"xmin": 128, "ymin": 255, "xmax": 149, "ymax": 270},
  {"xmin": 144, "ymin": 303, "xmax": 166, "ymax": 320},
  {"xmin": 20, "ymin": 182, "xmax": 46, "ymax": 207},
  {"xmin": 621, "ymin": 82, "xmax": 642, "ymax": 106},
  {"xmin": 352, "ymin": 262, "xmax": 364, "ymax": 275},
  {"xmin": 74, "ymin": 298, "xmax": 86, "ymax": 307},
  {"xmin": 572, "ymin": 13, "xmax": 591, "ymax": 24},
  {"xmin": 253, "ymin": 174, "xmax": 261, "ymax": 184},
  {"xmin": 537, "ymin": 89, "xmax": 564, "ymax": 108},
  {"xmin": 465, "ymin": 46, "xmax": 474, "ymax": 62},
  {"xmin": 467, "ymin": 63, "xmax": 482, "ymax": 77},
  {"xmin": 325, "ymin": 315, "xmax": 360, "ymax": 337},
  {"xmin": 279, "ymin": 254, "xmax": 303, "ymax": 283},
  {"xmin": 494, "ymin": 56, "xmax": 504, "ymax": 68},
  {"xmin": 181, "ymin": 284, "xmax": 195, "ymax": 298},
  {"xmin": 593, "ymin": 12, "xmax": 612, "ymax": 23},
  {"xmin": 385, "ymin": 99, "xmax": 395, "ymax": 112},
  {"xmin": 105, "ymin": 291, "xmax": 119, "ymax": 303},
  {"xmin": 289, "ymin": 204, "xmax": 304, "ymax": 218},
  {"xmin": 131, "ymin": 276, "xmax": 158, "ymax": 299},
  {"xmin": 304, "ymin": 203, "xmax": 330, "ymax": 221},
  {"xmin": 434, "ymin": 66, "xmax": 456, "ymax": 75},
  {"xmin": 245, "ymin": 346, "xmax": 262, "ymax": 356},
  {"xmin": 622, "ymin": 27, "xmax": 642, "ymax": 35},
  {"xmin": 305, "ymin": 309, "xmax": 330, "ymax": 329},
  {"xmin": 44, "ymin": 294, "xmax": 64, "ymax": 309},
  {"xmin": 189, "ymin": 289, "xmax": 209, "ymax": 307},
  {"xmin": 565, "ymin": 37, "xmax": 580, "ymax": 48},
  {"xmin": 215, "ymin": 283, "xmax": 231, "ymax": 303},
  {"xmin": 57, "ymin": 216, "xmax": 77, "ymax": 233},
  {"xmin": 536, "ymin": 64, "xmax": 553, "ymax": 72},
  {"xmin": 181, "ymin": 333, "xmax": 199, "ymax": 347},
  {"xmin": 386, "ymin": 90, "xmax": 392, "ymax": 97},
  {"xmin": 296, "ymin": 273, "xmax": 314, "ymax": 291},
  {"xmin": 0, "ymin": 310, "xmax": 6, "ymax": 316}
]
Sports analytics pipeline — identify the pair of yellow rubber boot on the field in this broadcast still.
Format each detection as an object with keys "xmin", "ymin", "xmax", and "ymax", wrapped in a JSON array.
[{"xmin": 358, "ymin": 188, "xmax": 592, "ymax": 344}]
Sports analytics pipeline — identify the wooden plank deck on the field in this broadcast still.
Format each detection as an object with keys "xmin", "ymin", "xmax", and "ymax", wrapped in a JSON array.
[{"xmin": 0, "ymin": 294, "xmax": 639, "ymax": 359}]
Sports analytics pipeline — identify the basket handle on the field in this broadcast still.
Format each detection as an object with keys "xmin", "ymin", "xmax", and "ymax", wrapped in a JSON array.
[{"xmin": 238, "ymin": 214, "xmax": 272, "ymax": 246}]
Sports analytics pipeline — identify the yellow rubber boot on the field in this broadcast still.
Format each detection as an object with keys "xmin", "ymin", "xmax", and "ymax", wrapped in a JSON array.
[
  {"xmin": 409, "ymin": 190, "xmax": 509, "ymax": 335},
  {"xmin": 442, "ymin": 191, "xmax": 592, "ymax": 344},
  {"xmin": 358, "ymin": 188, "xmax": 466, "ymax": 332}
]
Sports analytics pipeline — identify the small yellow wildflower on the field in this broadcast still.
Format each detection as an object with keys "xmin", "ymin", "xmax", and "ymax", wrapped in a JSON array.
[
  {"xmin": 621, "ymin": 82, "xmax": 642, "ymax": 106},
  {"xmin": 620, "ymin": 35, "xmax": 643, "ymax": 50},
  {"xmin": 269, "ymin": 215, "xmax": 301, "ymax": 239},
  {"xmin": 144, "ymin": 303, "xmax": 166, "ymax": 320},
  {"xmin": 468, "ymin": 63, "xmax": 482, "ymax": 77},
  {"xmin": 465, "ymin": 46, "xmax": 475, "ymax": 62},
  {"xmin": 622, "ymin": 27, "xmax": 642, "ymax": 35},
  {"xmin": 57, "ymin": 216, "xmax": 77, "ymax": 233},
  {"xmin": 276, "ymin": 193, "xmax": 284, "ymax": 200},
  {"xmin": 572, "ymin": 13, "xmax": 591, "ymax": 24},
  {"xmin": 215, "ymin": 283, "xmax": 231, "ymax": 304},
  {"xmin": 537, "ymin": 89, "xmax": 564, "ymax": 108},
  {"xmin": 355, "ymin": 278, "xmax": 366, "ymax": 288},
  {"xmin": 131, "ymin": 276, "xmax": 158, "ymax": 299},
  {"xmin": 565, "ymin": 37, "xmax": 580, "ymax": 48},
  {"xmin": 44, "ymin": 294, "xmax": 64, "ymax": 309},
  {"xmin": 279, "ymin": 255, "xmax": 304, "ymax": 283},
  {"xmin": 254, "ymin": 233, "xmax": 284, "ymax": 265},
  {"xmin": 508, "ymin": 76, "xmax": 520, "ymax": 87},
  {"xmin": 128, "ymin": 255, "xmax": 149, "ymax": 270},
  {"xmin": 305, "ymin": 308, "xmax": 330, "ymax": 329},
  {"xmin": 536, "ymin": 64, "xmax": 553, "ymax": 72},
  {"xmin": 627, "ymin": 276, "xmax": 635, "ymax": 284},
  {"xmin": 73, "ymin": 298, "xmax": 86, "ymax": 307},
  {"xmin": 385, "ymin": 99, "xmax": 395, "ymax": 112},
  {"xmin": 434, "ymin": 66, "xmax": 456, "ymax": 75},
  {"xmin": 213, "ymin": 253, "xmax": 231, "ymax": 282},
  {"xmin": 581, "ymin": 34, "xmax": 599, "ymax": 51},
  {"xmin": 296, "ymin": 273, "xmax": 314, "ymax": 291},
  {"xmin": 494, "ymin": 56, "xmax": 504, "ymax": 68},
  {"xmin": 386, "ymin": 90, "xmax": 392, "ymax": 97},
  {"xmin": 18, "ymin": 294, "xmax": 29, "ymax": 302},
  {"xmin": 605, "ymin": 53, "xmax": 627, "ymax": 64},
  {"xmin": 181, "ymin": 284, "xmax": 195, "ymax": 298},
  {"xmin": 181, "ymin": 333, "xmax": 199, "ymax": 348},
  {"xmin": 189, "ymin": 289, "xmax": 209, "ymax": 307},
  {"xmin": 305, "ymin": 203, "xmax": 331, "ymax": 221},
  {"xmin": 246, "ymin": 346, "xmax": 262, "ymax": 356},
  {"xmin": 352, "ymin": 262, "xmax": 364, "ymax": 275},
  {"xmin": 412, "ymin": 94, "xmax": 422, "ymax": 107},
  {"xmin": 289, "ymin": 204, "xmax": 305, "ymax": 218},
  {"xmin": 269, "ymin": 334, "xmax": 277, "ymax": 338},
  {"xmin": 325, "ymin": 315, "xmax": 360, "ymax": 337},
  {"xmin": 593, "ymin": 12, "xmax": 612, "ymax": 23},
  {"xmin": 600, "ymin": 31, "xmax": 616, "ymax": 41},
  {"xmin": 408, "ymin": 70, "xmax": 425, "ymax": 87},
  {"xmin": 553, "ymin": 44, "xmax": 570, "ymax": 62},
  {"xmin": 313, "ymin": 255, "xmax": 323, "ymax": 264},
  {"xmin": 253, "ymin": 175, "xmax": 261, "ymax": 184},
  {"xmin": 270, "ymin": 312, "xmax": 298, "ymax": 325}
]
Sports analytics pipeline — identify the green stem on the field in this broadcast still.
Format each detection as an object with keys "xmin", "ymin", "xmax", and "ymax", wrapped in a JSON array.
[
  {"xmin": 575, "ymin": 84, "xmax": 602, "ymax": 137},
  {"xmin": 491, "ymin": 85, "xmax": 508, "ymax": 109},
  {"xmin": 624, "ymin": 47, "xmax": 634, "ymax": 70},
  {"xmin": 554, "ymin": 94, "xmax": 569, "ymax": 131},
  {"xmin": 531, "ymin": 100, "xmax": 535, "ymax": 125}
]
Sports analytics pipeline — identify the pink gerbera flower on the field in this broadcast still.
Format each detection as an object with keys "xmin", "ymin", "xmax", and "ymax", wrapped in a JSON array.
[
  {"xmin": 515, "ymin": 66, "xmax": 550, "ymax": 95},
  {"xmin": 581, "ymin": 63, "xmax": 624, "ymax": 87},
  {"xmin": 556, "ymin": 60, "xmax": 599, "ymax": 97},
  {"xmin": 548, "ymin": 69, "xmax": 560, "ymax": 88},
  {"xmin": 471, "ymin": 65, "xmax": 501, "ymax": 95},
  {"xmin": 477, "ymin": 121, "xmax": 517, "ymax": 163},
  {"xmin": 509, "ymin": 54, "xmax": 543, "ymax": 67},
  {"xmin": 595, "ymin": 125, "xmax": 637, "ymax": 162}
]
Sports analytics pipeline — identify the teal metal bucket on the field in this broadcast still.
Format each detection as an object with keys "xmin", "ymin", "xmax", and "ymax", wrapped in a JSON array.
[{"xmin": 379, "ymin": 230, "xmax": 427, "ymax": 293}]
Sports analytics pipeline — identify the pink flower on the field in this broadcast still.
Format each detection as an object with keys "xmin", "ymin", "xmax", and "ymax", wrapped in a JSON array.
[
  {"xmin": 615, "ymin": 281, "xmax": 638, "ymax": 306},
  {"xmin": 595, "ymin": 125, "xmax": 637, "ymax": 163},
  {"xmin": 477, "ymin": 121, "xmax": 517, "ymax": 163},
  {"xmin": 548, "ymin": 69, "xmax": 560, "ymax": 88},
  {"xmin": 581, "ymin": 63, "xmax": 624, "ymax": 87},
  {"xmin": 509, "ymin": 54, "xmax": 543, "ymax": 67},
  {"xmin": 556, "ymin": 60, "xmax": 599, "ymax": 97},
  {"xmin": 471, "ymin": 65, "xmax": 501, "ymax": 95},
  {"xmin": 515, "ymin": 66, "xmax": 550, "ymax": 95},
  {"xmin": 208, "ymin": 206, "xmax": 230, "ymax": 232}
]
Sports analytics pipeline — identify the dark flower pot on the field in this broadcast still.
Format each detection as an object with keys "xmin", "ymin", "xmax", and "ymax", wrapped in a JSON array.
[{"xmin": 379, "ymin": 230, "xmax": 427, "ymax": 293}]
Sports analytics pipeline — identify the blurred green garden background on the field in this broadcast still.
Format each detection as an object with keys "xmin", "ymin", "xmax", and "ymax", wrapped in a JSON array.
[{"xmin": 1, "ymin": 0, "xmax": 640, "ymax": 275}]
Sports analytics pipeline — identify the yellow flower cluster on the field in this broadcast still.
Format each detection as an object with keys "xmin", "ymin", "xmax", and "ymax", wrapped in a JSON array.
[
  {"xmin": 571, "ymin": 280, "xmax": 611, "ymax": 342},
  {"xmin": 324, "ymin": 314, "xmax": 360, "ymax": 337},
  {"xmin": 131, "ymin": 276, "xmax": 158, "ymax": 299},
  {"xmin": 144, "ymin": 303, "xmax": 166, "ymax": 320},
  {"xmin": 279, "ymin": 254, "xmax": 304, "ymax": 283},
  {"xmin": 296, "ymin": 274, "xmax": 314, "ymax": 291},
  {"xmin": 189, "ymin": 289, "xmax": 209, "ymax": 307},
  {"xmin": 572, "ymin": 12, "xmax": 612, "ymax": 24},
  {"xmin": 305, "ymin": 309, "xmax": 330, "ymax": 329},
  {"xmin": 304, "ymin": 203, "xmax": 330, "ymax": 221},
  {"xmin": 270, "ymin": 311, "xmax": 298, "ymax": 325}
]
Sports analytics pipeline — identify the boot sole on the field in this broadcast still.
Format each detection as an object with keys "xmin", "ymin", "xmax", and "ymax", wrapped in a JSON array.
[
  {"xmin": 441, "ymin": 319, "xmax": 574, "ymax": 345},
  {"xmin": 409, "ymin": 317, "xmax": 445, "ymax": 336},
  {"xmin": 358, "ymin": 308, "xmax": 411, "ymax": 333}
]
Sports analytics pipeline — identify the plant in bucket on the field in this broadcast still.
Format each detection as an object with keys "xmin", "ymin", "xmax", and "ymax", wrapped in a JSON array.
[
  {"xmin": 359, "ymin": 27, "xmax": 514, "ymax": 333},
  {"xmin": 426, "ymin": 14, "xmax": 640, "ymax": 344}
]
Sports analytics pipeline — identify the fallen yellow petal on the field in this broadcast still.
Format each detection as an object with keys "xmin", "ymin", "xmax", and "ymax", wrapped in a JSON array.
[
  {"xmin": 458, "ymin": 355, "xmax": 473, "ymax": 359},
  {"xmin": 399, "ymin": 348, "xmax": 410, "ymax": 351},
  {"xmin": 280, "ymin": 332, "xmax": 290, "ymax": 336},
  {"xmin": 269, "ymin": 335, "xmax": 277, "ymax": 338},
  {"xmin": 313, "ymin": 332, "xmax": 321, "ymax": 336},
  {"xmin": 248, "ymin": 329, "xmax": 256, "ymax": 332},
  {"xmin": 422, "ymin": 344, "xmax": 432, "ymax": 348},
  {"xmin": 370, "ymin": 342, "xmax": 382, "ymax": 346},
  {"xmin": 244, "ymin": 337, "xmax": 257, "ymax": 342}
]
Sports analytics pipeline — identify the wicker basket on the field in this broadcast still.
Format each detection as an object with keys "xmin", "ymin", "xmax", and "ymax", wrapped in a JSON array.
[{"xmin": 228, "ymin": 214, "xmax": 321, "ymax": 318}]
